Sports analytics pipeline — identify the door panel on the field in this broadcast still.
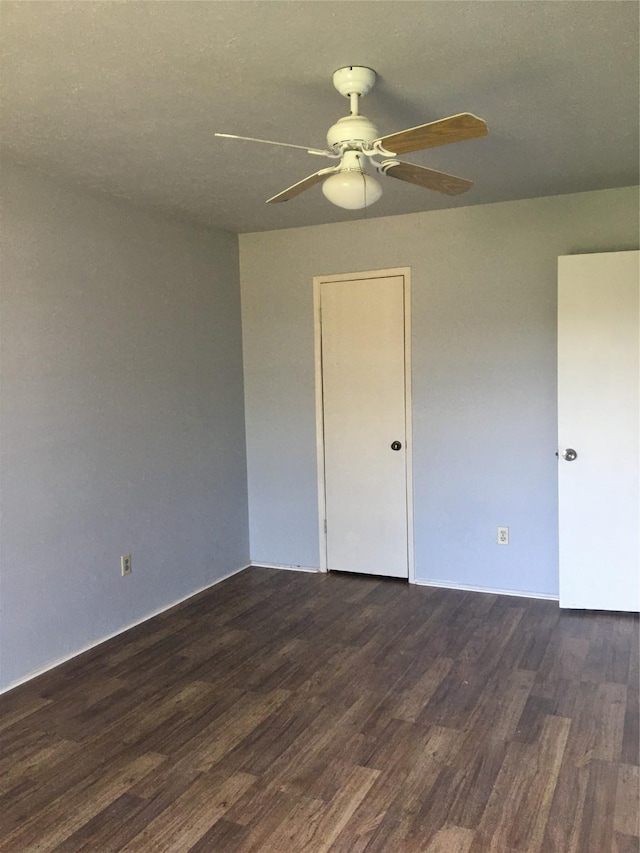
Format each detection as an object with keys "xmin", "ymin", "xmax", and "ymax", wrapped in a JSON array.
[
  {"xmin": 320, "ymin": 275, "xmax": 408, "ymax": 578},
  {"xmin": 558, "ymin": 251, "xmax": 640, "ymax": 611}
]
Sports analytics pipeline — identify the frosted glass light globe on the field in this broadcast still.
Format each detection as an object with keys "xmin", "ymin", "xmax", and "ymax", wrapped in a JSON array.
[{"xmin": 322, "ymin": 170, "xmax": 382, "ymax": 210}]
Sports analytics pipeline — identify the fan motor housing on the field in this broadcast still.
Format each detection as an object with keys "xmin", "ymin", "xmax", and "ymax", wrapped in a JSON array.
[{"xmin": 326, "ymin": 115, "xmax": 379, "ymax": 151}]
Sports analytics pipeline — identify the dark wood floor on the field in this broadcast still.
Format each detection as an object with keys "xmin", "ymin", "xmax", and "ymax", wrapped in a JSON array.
[{"xmin": 1, "ymin": 567, "xmax": 638, "ymax": 852}]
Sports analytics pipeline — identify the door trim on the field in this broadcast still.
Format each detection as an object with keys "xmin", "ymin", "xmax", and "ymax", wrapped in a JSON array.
[{"xmin": 313, "ymin": 267, "xmax": 415, "ymax": 583}]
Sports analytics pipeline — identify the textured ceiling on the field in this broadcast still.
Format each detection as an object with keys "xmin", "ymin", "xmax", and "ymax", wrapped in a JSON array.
[{"xmin": 1, "ymin": 1, "xmax": 638, "ymax": 233}]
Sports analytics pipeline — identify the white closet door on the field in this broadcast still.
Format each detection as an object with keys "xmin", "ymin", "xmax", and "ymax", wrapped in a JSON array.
[
  {"xmin": 320, "ymin": 275, "xmax": 408, "ymax": 578},
  {"xmin": 558, "ymin": 251, "xmax": 640, "ymax": 611}
]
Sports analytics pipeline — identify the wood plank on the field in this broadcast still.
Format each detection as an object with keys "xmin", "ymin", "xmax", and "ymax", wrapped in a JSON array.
[
  {"xmin": 542, "ymin": 760, "xmax": 591, "ymax": 852},
  {"xmin": 168, "ymin": 688, "xmax": 291, "ymax": 773},
  {"xmin": 613, "ymin": 831, "xmax": 640, "ymax": 853},
  {"xmin": 574, "ymin": 759, "xmax": 620, "ymax": 852},
  {"xmin": 390, "ymin": 656, "xmax": 453, "ymax": 722},
  {"xmin": 427, "ymin": 825, "xmax": 476, "ymax": 852},
  {"xmin": 120, "ymin": 771, "xmax": 256, "ymax": 852},
  {"xmin": 615, "ymin": 764, "xmax": 640, "ymax": 838},
  {"xmin": 566, "ymin": 681, "xmax": 627, "ymax": 765},
  {"xmin": 259, "ymin": 764, "xmax": 379, "ymax": 852},
  {"xmin": 1, "ymin": 752, "xmax": 165, "ymax": 852},
  {"xmin": 472, "ymin": 714, "xmax": 570, "ymax": 851}
]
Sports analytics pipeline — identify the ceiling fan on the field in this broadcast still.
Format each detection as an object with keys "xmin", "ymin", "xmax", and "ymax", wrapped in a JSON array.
[{"xmin": 216, "ymin": 66, "xmax": 488, "ymax": 210}]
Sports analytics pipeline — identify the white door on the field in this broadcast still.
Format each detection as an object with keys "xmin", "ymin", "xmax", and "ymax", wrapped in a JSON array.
[
  {"xmin": 558, "ymin": 251, "xmax": 640, "ymax": 611},
  {"xmin": 318, "ymin": 274, "xmax": 409, "ymax": 578}
]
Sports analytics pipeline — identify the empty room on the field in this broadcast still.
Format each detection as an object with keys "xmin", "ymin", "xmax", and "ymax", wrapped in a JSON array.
[{"xmin": 1, "ymin": 2, "xmax": 638, "ymax": 851}]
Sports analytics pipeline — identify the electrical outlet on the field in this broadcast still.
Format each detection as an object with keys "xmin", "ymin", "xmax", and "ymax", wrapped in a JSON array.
[
  {"xmin": 497, "ymin": 527, "xmax": 509, "ymax": 545},
  {"xmin": 121, "ymin": 554, "xmax": 132, "ymax": 576}
]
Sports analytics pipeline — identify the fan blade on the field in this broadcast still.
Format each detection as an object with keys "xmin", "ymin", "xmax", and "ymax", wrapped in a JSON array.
[
  {"xmin": 266, "ymin": 167, "xmax": 337, "ymax": 203},
  {"xmin": 215, "ymin": 133, "xmax": 331, "ymax": 157},
  {"xmin": 376, "ymin": 113, "xmax": 488, "ymax": 156},
  {"xmin": 382, "ymin": 160, "xmax": 473, "ymax": 195}
]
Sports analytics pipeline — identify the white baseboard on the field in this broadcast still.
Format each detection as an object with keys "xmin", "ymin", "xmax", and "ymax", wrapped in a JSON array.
[
  {"xmin": 414, "ymin": 578, "xmax": 559, "ymax": 601},
  {"xmin": 250, "ymin": 562, "xmax": 321, "ymax": 573},
  {"xmin": 254, "ymin": 565, "xmax": 557, "ymax": 600},
  {"xmin": 1, "ymin": 563, "xmax": 250, "ymax": 696}
]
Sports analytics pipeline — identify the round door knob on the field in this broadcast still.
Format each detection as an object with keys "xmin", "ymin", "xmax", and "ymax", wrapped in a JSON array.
[
  {"xmin": 391, "ymin": 441, "xmax": 402, "ymax": 451},
  {"xmin": 562, "ymin": 448, "xmax": 578, "ymax": 461}
]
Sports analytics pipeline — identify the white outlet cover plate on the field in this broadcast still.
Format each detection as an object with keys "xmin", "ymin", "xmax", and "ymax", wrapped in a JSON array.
[{"xmin": 497, "ymin": 527, "xmax": 509, "ymax": 545}]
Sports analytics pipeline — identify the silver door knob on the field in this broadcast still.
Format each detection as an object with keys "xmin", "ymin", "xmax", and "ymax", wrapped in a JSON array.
[{"xmin": 562, "ymin": 448, "xmax": 578, "ymax": 461}]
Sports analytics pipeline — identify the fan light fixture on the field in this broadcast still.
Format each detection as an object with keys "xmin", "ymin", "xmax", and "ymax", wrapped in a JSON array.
[
  {"xmin": 215, "ymin": 66, "xmax": 488, "ymax": 209},
  {"xmin": 321, "ymin": 151, "xmax": 382, "ymax": 209}
]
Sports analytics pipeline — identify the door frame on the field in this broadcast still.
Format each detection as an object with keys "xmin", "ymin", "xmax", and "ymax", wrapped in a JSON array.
[{"xmin": 313, "ymin": 267, "xmax": 415, "ymax": 582}]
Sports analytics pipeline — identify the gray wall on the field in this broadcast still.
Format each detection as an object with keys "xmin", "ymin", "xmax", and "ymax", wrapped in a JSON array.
[
  {"xmin": 1, "ymin": 161, "xmax": 249, "ymax": 691},
  {"xmin": 240, "ymin": 187, "xmax": 639, "ymax": 596}
]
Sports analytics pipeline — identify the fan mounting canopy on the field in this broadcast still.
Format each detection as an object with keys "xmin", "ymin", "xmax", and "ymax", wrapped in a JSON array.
[{"xmin": 332, "ymin": 66, "xmax": 376, "ymax": 98}]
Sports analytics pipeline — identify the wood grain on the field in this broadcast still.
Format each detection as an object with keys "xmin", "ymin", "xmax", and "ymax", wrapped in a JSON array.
[
  {"xmin": 377, "ymin": 112, "xmax": 488, "ymax": 155},
  {"xmin": 384, "ymin": 161, "xmax": 473, "ymax": 196},
  {"xmin": 266, "ymin": 170, "xmax": 328, "ymax": 204},
  {"xmin": 0, "ymin": 566, "xmax": 637, "ymax": 851}
]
